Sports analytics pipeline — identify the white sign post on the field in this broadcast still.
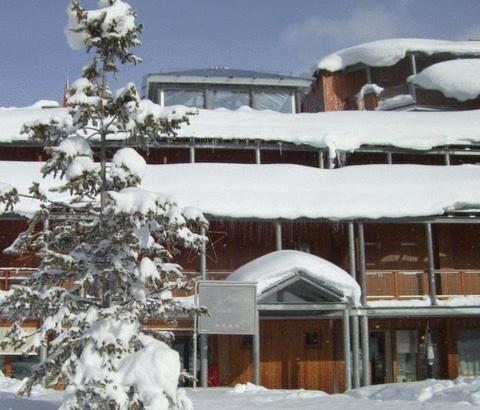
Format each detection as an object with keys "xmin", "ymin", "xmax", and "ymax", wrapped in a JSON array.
[{"xmin": 193, "ymin": 280, "xmax": 259, "ymax": 388}]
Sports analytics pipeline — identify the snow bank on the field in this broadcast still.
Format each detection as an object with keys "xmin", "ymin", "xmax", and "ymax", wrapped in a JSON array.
[
  {"xmin": 318, "ymin": 38, "xmax": 480, "ymax": 72},
  {"xmin": 227, "ymin": 250, "xmax": 361, "ymax": 303},
  {"xmin": 2, "ymin": 162, "xmax": 480, "ymax": 220},
  {"xmin": 3, "ymin": 105, "xmax": 480, "ymax": 152},
  {"xmin": 409, "ymin": 59, "xmax": 480, "ymax": 101},
  {"xmin": 3, "ymin": 375, "xmax": 480, "ymax": 409}
]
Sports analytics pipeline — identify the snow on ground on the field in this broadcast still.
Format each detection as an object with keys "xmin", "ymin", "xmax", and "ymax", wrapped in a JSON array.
[
  {"xmin": 227, "ymin": 250, "xmax": 361, "ymax": 303},
  {"xmin": 1, "ymin": 162, "xmax": 480, "ymax": 220},
  {"xmin": 409, "ymin": 59, "xmax": 480, "ymax": 102},
  {"xmin": 3, "ymin": 104, "xmax": 480, "ymax": 153},
  {"xmin": 2, "ymin": 377, "xmax": 480, "ymax": 409},
  {"xmin": 317, "ymin": 38, "xmax": 480, "ymax": 72}
]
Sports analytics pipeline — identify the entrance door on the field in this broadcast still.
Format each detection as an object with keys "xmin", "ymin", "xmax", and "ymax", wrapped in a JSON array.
[
  {"xmin": 370, "ymin": 331, "xmax": 393, "ymax": 384},
  {"xmin": 395, "ymin": 330, "xmax": 418, "ymax": 382},
  {"xmin": 260, "ymin": 319, "xmax": 337, "ymax": 392}
]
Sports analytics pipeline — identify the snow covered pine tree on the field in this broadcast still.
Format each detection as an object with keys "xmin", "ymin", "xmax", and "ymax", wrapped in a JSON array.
[{"xmin": 0, "ymin": 1, "xmax": 207, "ymax": 409}]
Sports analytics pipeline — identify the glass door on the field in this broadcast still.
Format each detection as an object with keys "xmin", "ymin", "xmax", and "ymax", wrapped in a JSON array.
[{"xmin": 395, "ymin": 330, "xmax": 418, "ymax": 382}]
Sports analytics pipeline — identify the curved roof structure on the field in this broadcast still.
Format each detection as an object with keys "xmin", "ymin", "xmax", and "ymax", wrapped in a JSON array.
[
  {"xmin": 227, "ymin": 250, "xmax": 361, "ymax": 303},
  {"xmin": 409, "ymin": 59, "xmax": 480, "ymax": 102},
  {"xmin": 317, "ymin": 38, "xmax": 480, "ymax": 72}
]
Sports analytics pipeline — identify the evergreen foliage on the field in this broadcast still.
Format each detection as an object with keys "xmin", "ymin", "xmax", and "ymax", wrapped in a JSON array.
[{"xmin": 0, "ymin": 1, "xmax": 207, "ymax": 408}]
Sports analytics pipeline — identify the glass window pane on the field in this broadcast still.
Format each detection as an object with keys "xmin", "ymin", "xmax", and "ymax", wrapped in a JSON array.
[
  {"xmin": 458, "ymin": 329, "xmax": 480, "ymax": 376},
  {"xmin": 396, "ymin": 330, "xmax": 417, "ymax": 382},
  {"xmin": 207, "ymin": 89, "xmax": 250, "ymax": 110},
  {"xmin": 253, "ymin": 90, "xmax": 293, "ymax": 113},
  {"xmin": 164, "ymin": 89, "xmax": 205, "ymax": 108},
  {"xmin": 11, "ymin": 355, "xmax": 40, "ymax": 380}
]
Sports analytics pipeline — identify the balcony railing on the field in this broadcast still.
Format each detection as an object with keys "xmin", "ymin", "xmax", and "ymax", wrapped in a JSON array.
[
  {"xmin": 2, "ymin": 268, "xmax": 479, "ymax": 301},
  {"xmin": 366, "ymin": 270, "xmax": 480, "ymax": 300},
  {"xmin": 0, "ymin": 268, "xmax": 37, "ymax": 291}
]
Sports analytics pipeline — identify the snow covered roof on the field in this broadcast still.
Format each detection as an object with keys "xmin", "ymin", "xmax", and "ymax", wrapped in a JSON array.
[
  {"xmin": 317, "ymin": 39, "xmax": 480, "ymax": 72},
  {"xmin": 2, "ymin": 162, "xmax": 480, "ymax": 220},
  {"xmin": 227, "ymin": 250, "xmax": 361, "ymax": 303},
  {"xmin": 144, "ymin": 67, "xmax": 311, "ymax": 88},
  {"xmin": 2, "ymin": 106, "xmax": 480, "ymax": 152},
  {"xmin": 409, "ymin": 59, "xmax": 480, "ymax": 102}
]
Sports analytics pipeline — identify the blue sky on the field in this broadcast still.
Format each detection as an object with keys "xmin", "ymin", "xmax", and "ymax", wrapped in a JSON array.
[{"xmin": 0, "ymin": 0, "xmax": 479, "ymax": 106}]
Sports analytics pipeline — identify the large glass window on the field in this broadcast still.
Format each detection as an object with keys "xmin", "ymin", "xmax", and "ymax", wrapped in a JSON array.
[
  {"xmin": 207, "ymin": 89, "xmax": 250, "ymax": 110},
  {"xmin": 252, "ymin": 90, "xmax": 294, "ymax": 113},
  {"xmin": 164, "ymin": 88, "xmax": 205, "ymax": 108},
  {"xmin": 396, "ymin": 330, "xmax": 417, "ymax": 382},
  {"xmin": 458, "ymin": 329, "xmax": 480, "ymax": 376}
]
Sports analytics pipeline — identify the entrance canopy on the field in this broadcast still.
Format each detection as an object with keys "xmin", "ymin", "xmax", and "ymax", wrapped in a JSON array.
[{"xmin": 227, "ymin": 250, "xmax": 361, "ymax": 305}]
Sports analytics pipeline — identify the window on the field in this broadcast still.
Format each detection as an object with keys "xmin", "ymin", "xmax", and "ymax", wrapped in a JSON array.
[
  {"xmin": 396, "ymin": 330, "xmax": 417, "ymax": 382},
  {"xmin": 242, "ymin": 335, "xmax": 253, "ymax": 348},
  {"xmin": 207, "ymin": 89, "xmax": 250, "ymax": 110},
  {"xmin": 304, "ymin": 332, "xmax": 320, "ymax": 347},
  {"xmin": 252, "ymin": 90, "xmax": 294, "ymax": 113},
  {"xmin": 458, "ymin": 329, "xmax": 480, "ymax": 376},
  {"xmin": 164, "ymin": 88, "xmax": 205, "ymax": 108}
]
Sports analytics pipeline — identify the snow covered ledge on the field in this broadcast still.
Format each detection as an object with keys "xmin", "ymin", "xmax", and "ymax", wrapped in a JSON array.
[{"xmin": 227, "ymin": 250, "xmax": 361, "ymax": 305}]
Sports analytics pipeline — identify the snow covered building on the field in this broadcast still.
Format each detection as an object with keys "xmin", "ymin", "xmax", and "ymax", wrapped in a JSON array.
[
  {"xmin": 1, "ymin": 41, "xmax": 480, "ymax": 391},
  {"xmin": 142, "ymin": 67, "xmax": 310, "ymax": 113},
  {"xmin": 303, "ymin": 39, "xmax": 480, "ymax": 112}
]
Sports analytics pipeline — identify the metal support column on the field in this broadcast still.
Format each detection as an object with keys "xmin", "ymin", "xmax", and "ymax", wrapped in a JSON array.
[
  {"xmin": 199, "ymin": 225, "xmax": 208, "ymax": 387},
  {"xmin": 410, "ymin": 54, "xmax": 417, "ymax": 101},
  {"xmin": 342, "ymin": 308, "xmax": 352, "ymax": 391},
  {"xmin": 358, "ymin": 223, "xmax": 367, "ymax": 306},
  {"xmin": 358, "ymin": 223, "xmax": 370, "ymax": 386},
  {"xmin": 444, "ymin": 153, "xmax": 451, "ymax": 166},
  {"xmin": 255, "ymin": 143, "xmax": 261, "ymax": 164},
  {"xmin": 40, "ymin": 345, "xmax": 48, "ymax": 387},
  {"xmin": 351, "ymin": 314, "xmax": 361, "ymax": 388},
  {"xmin": 348, "ymin": 222, "xmax": 360, "ymax": 388},
  {"xmin": 366, "ymin": 67, "xmax": 372, "ymax": 84},
  {"xmin": 318, "ymin": 150, "xmax": 325, "ymax": 169},
  {"xmin": 189, "ymin": 144, "xmax": 195, "ymax": 163},
  {"xmin": 386, "ymin": 152, "xmax": 393, "ymax": 165},
  {"xmin": 253, "ymin": 308, "xmax": 261, "ymax": 385},
  {"xmin": 425, "ymin": 223, "xmax": 438, "ymax": 306},
  {"xmin": 275, "ymin": 222, "xmax": 282, "ymax": 250}
]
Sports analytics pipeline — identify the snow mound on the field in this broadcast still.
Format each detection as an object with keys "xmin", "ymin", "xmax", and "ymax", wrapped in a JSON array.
[
  {"xmin": 232, "ymin": 383, "xmax": 268, "ymax": 393},
  {"xmin": 317, "ymin": 38, "xmax": 480, "ymax": 72},
  {"xmin": 409, "ymin": 59, "xmax": 480, "ymax": 101},
  {"xmin": 119, "ymin": 335, "xmax": 191, "ymax": 410},
  {"xmin": 227, "ymin": 250, "xmax": 361, "ymax": 303}
]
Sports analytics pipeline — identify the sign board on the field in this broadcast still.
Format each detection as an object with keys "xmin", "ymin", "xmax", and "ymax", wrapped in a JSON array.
[{"xmin": 197, "ymin": 281, "xmax": 257, "ymax": 335}]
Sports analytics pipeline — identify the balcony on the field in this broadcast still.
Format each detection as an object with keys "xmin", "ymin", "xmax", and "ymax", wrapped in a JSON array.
[{"xmin": 366, "ymin": 270, "xmax": 480, "ymax": 300}]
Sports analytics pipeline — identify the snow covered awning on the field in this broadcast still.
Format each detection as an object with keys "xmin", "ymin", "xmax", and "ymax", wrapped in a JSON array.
[
  {"xmin": 2, "ymin": 162, "xmax": 480, "ymax": 220},
  {"xmin": 3, "ymin": 105, "xmax": 480, "ymax": 152},
  {"xmin": 409, "ymin": 59, "xmax": 480, "ymax": 102},
  {"xmin": 317, "ymin": 38, "xmax": 480, "ymax": 72},
  {"xmin": 227, "ymin": 250, "xmax": 361, "ymax": 305}
]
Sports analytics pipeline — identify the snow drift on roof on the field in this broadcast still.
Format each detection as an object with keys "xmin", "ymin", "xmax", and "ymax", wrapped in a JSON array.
[
  {"xmin": 409, "ymin": 59, "xmax": 480, "ymax": 102},
  {"xmin": 2, "ymin": 105, "xmax": 480, "ymax": 153},
  {"xmin": 317, "ymin": 38, "xmax": 480, "ymax": 72},
  {"xmin": 227, "ymin": 250, "xmax": 361, "ymax": 303},
  {"xmin": 1, "ymin": 162, "xmax": 480, "ymax": 220}
]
